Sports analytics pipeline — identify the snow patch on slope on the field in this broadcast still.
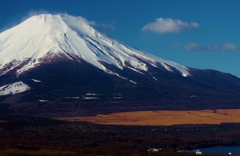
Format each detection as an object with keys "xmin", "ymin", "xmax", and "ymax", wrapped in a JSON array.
[
  {"xmin": 32, "ymin": 79, "xmax": 41, "ymax": 82},
  {"xmin": 0, "ymin": 81, "xmax": 30, "ymax": 96}
]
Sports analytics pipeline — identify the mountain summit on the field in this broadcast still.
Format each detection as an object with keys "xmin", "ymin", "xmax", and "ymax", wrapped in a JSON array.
[
  {"xmin": 0, "ymin": 14, "xmax": 240, "ymax": 116},
  {"xmin": 0, "ymin": 14, "xmax": 189, "ymax": 78}
]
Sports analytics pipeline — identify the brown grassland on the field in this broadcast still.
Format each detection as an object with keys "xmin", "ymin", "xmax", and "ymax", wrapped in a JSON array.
[
  {"xmin": 1, "ymin": 114, "xmax": 240, "ymax": 155},
  {"xmin": 56, "ymin": 109, "xmax": 240, "ymax": 126}
]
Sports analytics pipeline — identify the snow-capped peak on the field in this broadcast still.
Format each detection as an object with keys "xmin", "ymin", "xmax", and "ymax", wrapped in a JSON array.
[{"xmin": 0, "ymin": 14, "xmax": 190, "ymax": 77}]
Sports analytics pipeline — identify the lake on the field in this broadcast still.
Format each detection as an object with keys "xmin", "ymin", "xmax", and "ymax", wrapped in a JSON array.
[{"xmin": 191, "ymin": 146, "xmax": 240, "ymax": 155}]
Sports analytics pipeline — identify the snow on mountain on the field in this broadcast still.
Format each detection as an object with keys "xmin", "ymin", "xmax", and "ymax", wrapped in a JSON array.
[
  {"xmin": 32, "ymin": 79, "xmax": 41, "ymax": 82},
  {"xmin": 0, "ymin": 14, "xmax": 190, "ymax": 78},
  {"xmin": 0, "ymin": 81, "xmax": 30, "ymax": 96}
]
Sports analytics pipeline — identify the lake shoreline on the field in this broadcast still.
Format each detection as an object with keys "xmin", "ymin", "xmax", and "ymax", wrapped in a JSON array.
[{"xmin": 191, "ymin": 146, "xmax": 240, "ymax": 155}]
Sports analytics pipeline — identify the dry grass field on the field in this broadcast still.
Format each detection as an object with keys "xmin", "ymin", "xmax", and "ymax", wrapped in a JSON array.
[{"xmin": 56, "ymin": 109, "xmax": 240, "ymax": 126}]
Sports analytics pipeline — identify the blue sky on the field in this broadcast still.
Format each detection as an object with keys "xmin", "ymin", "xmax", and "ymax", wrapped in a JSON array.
[{"xmin": 1, "ymin": 0, "xmax": 240, "ymax": 77}]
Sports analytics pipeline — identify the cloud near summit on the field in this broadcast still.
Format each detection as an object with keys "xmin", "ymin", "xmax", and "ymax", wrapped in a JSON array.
[
  {"xmin": 185, "ymin": 43, "xmax": 238, "ymax": 51},
  {"xmin": 25, "ymin": 11, "xmax": 115, "ymax": 30},
  {"xmin": 142, "ymin": 18, "xmax": 199, "ymax": 34}
]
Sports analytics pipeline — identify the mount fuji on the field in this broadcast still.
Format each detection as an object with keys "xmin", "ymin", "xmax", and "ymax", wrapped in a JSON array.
[{"xmin": 0, "ymin": 14, "xmax": 240, "ymax": 116}]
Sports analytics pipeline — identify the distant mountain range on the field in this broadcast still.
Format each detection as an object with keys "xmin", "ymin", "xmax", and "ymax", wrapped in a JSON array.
[{"xmin": 0, "ymin": 14, "xmax": 240, "ymax": 116}]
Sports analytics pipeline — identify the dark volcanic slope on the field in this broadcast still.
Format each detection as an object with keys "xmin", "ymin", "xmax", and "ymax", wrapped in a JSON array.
[{"xmin": 1, "ymin": 57, "xmax": 240, "ymax": 116}]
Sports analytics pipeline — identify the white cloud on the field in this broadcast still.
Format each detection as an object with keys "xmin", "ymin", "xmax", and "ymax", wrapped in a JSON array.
[
  {"xmin": 27, "ymin": 10, "xmax": 51, "ymax": 17},
  {"xmin": 185, "ymin": 43, "xmax": 212, "ymax": 51},
  {"xmin": 95, "ymin": 23, "xmax": 115, "ymax": 30},
  {"xmin": 142, "ymin": 18, "xmax": 199, "ymax": 34},
  {"xmin": 19, "ymin": 10, "xmax": 115, "ymax": 30},
  {"xmin": 185, "ymin": 43, "xmax": 238, "ymax": 51},
  {"xmin": 101, "ymin": 23, "xmax": 115, "ymax": 29},
  {"xmin": 220, "ymin": 43, "xmax": 237, "ymax": 51}
]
